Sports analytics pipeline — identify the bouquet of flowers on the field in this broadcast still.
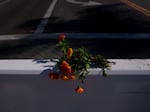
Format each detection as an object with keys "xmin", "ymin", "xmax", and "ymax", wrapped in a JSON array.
[{"xmin": 49, "ymin": 34, "xmax": 112, "ymax": 93}]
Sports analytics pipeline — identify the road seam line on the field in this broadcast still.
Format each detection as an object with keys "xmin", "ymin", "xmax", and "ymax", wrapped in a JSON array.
[
  {"xmin": 0, "ymin": 33, "xmax": 150, "ymax": 40},
  {"xmin": 121, "ymin": 0, "xmax": 150, "ymax": 17},
  {"xmin": 34, "ymin": 0, "xmax": 58, "ymax": 34}
]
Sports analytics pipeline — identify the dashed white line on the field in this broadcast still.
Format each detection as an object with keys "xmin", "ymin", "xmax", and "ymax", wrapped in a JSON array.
[
  {"xmin": 34, "ymin": 0, "xmax": 58, "ymax": 34},
  {"xmin": 66, "ymin": 0, "xmax": 103, "ymax": 6}
]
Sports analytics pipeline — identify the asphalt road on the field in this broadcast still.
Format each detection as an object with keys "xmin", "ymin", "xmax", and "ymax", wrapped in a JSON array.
[
  {"xmin": 45, "ymin": 0, "xmax": 150, "ymax": 33},
  {"xmin": 0, "ymin": 0, "xmax": 150, "ymax": 59},
  {"xmin": 0, "ymin": 0, "xmax": 150, "ymax": 35},
  {"xmin": 0, "ymin": 75, "xmax": 150, "ymax": 112}
]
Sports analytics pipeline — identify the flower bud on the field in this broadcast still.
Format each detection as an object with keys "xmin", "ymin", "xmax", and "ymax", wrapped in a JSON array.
[
  {"xmin": 75, "ymin": 86, "xmax": 84, "ymax": 93},
  {"xmin": 67, "ymin": 48, "xmax": 73, "ymax": 59},
  {"xmin": 58, "ymin": 34, "xmax": 66, "ymax": 41}
]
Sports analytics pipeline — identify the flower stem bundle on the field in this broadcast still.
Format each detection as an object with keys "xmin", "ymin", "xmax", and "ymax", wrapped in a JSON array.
[{"xmin": 49, "ymin": 34, "xmax": 112, "ymax": 93}]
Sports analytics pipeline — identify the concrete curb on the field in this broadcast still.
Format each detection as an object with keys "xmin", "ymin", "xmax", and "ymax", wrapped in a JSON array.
[{"xmin": 0, "ymin": 59, "xmax": 150, "ymax": 75}]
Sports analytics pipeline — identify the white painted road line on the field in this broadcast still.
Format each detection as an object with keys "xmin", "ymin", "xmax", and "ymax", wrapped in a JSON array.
[
  {"xmin": 66, "ymin": 0, "xmax": 103, "ymax": 6},
  {"xmin": 0, "ymin": 0, "xmax": 10, "ymax": 6},
  {"xmin": 0, "ymin": 59, "xmax": 150, "ymax": 75},
  {"xmin": 34, "ymin": 0, "xmax": 58, "ymax": 34},
  {"xmin": 0, "ymin": 34, "xmax": 32, "ymax": 40}
]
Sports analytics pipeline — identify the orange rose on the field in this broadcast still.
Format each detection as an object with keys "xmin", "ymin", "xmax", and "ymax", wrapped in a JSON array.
[
  {"xmin": 75, "ymin": 86, "xmax": 84, "ymax": 93},
  {"xmin": 61, "ymin": 60, "xmax": 72, "ymax": 74},
  {"xmin": 58, "ymin": 34, "xmax": 66, "ymax": 42},
  {"xmin": 67, "ymin": 48, "xmax": 73, "ymax": 59}
]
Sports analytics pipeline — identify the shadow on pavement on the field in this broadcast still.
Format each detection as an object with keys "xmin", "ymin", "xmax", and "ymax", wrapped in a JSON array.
[
  {"xmin": 19, "ymin": 3, "xmax": 150, "ymax": 33},
  {"xmin": 0, "ymin": 38, "xmax": 150, "ymax": 59},
  {"xmin": 44, "ymin": 3, "xmax": 150, "ymax": 33}
]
